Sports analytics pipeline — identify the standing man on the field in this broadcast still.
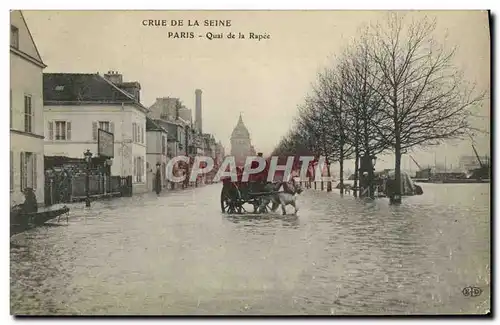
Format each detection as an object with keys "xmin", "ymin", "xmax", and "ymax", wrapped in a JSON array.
[{"xmin": 155, "ymin": 163, "xmax": 162, "ymax": 195}]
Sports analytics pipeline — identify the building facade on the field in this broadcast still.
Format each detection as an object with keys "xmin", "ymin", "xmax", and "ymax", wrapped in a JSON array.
[
  {"xmin": 10, "ymin": 10, "xmax": 47, "ymax": 207},
  {"xmin": 230, "ymin": 114, "xmax": 254, "ymax": 166},
  {"xmin": 178, "ymin": 105, "xmax": 192, "ymax": 124},
  {"xmin": 43, "ymin": 71, "xmax": 149, "ymax": 194},
  {"xmin": 146, "ymin": 117, "xmax": 168, "ymax": 191},
  {"xmin": 149, "ymin": 97, "xmax": 180, "ymax": 121},
  {"xmin": 195, "ymin": 89, "xmax": 202, "ymax": 133}
]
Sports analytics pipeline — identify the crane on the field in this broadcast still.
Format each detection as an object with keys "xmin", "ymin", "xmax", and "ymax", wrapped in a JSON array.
[
  {"xmin": 469, "ymin": 135, "xmax": 485, "ymax": 169},
  {"xmin": 409, "ymin": 155, "xmax": 423, "ymax": 171},
  {"xmin": 471, "ymin": 143, "xmax": 484, "ymax": 169}
]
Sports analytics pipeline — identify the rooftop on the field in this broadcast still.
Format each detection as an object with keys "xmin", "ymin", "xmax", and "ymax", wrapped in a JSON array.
[{"xmin": 43, "ymin": 72, "xmax": 147, "ymax": 112}]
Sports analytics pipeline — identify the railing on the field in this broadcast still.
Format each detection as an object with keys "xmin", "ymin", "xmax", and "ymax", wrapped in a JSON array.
[{"xmin": 44, "ymin": 175, "xmax": 132, "ymax": 205}]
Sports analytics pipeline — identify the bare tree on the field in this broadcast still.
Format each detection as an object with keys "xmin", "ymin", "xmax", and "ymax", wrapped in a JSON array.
[
  {"xmin": 367, "ymin": 13, "xmax": 485, "ymax": 202},
  {"xmin": 312, "ymin": 67, "xmax": 356, "ymax": 193},
  {"xmin": 340, "ymin": 30, "xmax": 392, "ymax": 196}
]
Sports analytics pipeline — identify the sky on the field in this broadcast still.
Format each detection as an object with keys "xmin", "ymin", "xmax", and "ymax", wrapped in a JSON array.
[{"xmin": 23, "ymin": 10, "xmax": 490, "ymax": 172}]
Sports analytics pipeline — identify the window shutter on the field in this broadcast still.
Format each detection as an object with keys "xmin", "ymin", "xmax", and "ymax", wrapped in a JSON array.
[
  {"xmin": 110, "ymin": 122, "xmax": 115, "ymax": 135},
  {"xmin": 132, "ymin": 123, "xmax": 136, "ymax": 142},
  {"xmin": 66, "ymin": 122, "xmax": 72, "ymax": 140},
  {"xmin": 20, "ymin": 152, "xmax": 24, "ymax": 191},
  {"xmin": 92, "ymin": 121, "xmax": 98, "ymax": 140},
  {"xmin": 10, "ymin": 151, "xmax": 13, "ymax": 191},
  {"xmin": 33, "ymin": 153, "xmax": 37, "ymax": 189},
  {"xmin": 48, "ymin": 121, "xmax": 54, "ymax": 140},
  {"xmin": 10, "ymin": 90, "xmax": 12, "ymax": 129},
  {"xmin": 141, "ymin": 126, "xmax": 144, "ymax": 144}
]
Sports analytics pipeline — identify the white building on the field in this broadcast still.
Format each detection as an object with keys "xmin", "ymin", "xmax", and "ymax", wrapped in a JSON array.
[
  {"xmin": 43, "ymin": 71, "xmax": 149, "ymax": 194},
  {"xmin": 146, "ymin": 117, "xmax": 168, "ymax": 191},
  {"xmin": 10, "ymin": 10, "xmax": 47, "ymax": 207}
]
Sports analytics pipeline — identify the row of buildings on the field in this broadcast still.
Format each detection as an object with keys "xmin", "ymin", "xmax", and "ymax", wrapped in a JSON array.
[{"xmin": 10, "ymin": 11, "xmax": 225, "ymax": 208}]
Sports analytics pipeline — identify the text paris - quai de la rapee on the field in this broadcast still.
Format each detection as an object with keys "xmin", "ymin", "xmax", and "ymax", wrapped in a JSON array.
[{"xmin": 142, "ymin": 19, "xmax": 269, "ymax": 40}]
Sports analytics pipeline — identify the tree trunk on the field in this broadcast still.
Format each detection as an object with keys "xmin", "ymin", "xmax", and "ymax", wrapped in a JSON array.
[
  {"xmin": 339, "ymin": 142, "xmax": 344, "ymax": 196},
  {"xmin": 363, "ymin": 117, "xmax": 370, "ymax": 198},
  {"xmin": 326, "ymin": 160, "xmax": 332, "ymax": 192},
  {"xmin": 353, "ymin": 112, "xmax": 360, "ymax": 198},
  {"xmin": 339, "ymin": 158, "xmax": 344, "ymax": 196},
  {"xmin": 353, "ymin": 151, "xmax": 359, "ymax": 197},
  {"xmin": 393, "ymin": 133, "xmax": 403, "ymax": 204}
]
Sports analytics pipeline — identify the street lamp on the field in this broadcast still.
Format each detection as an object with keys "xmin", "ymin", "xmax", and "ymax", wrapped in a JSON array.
[{"xmin": 84, "ymin": 149, "xmax": 93, "ymax": 207}]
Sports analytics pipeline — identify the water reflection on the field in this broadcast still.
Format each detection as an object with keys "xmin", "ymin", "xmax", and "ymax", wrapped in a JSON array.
[
  {"xmin": 11, "ymin": 184, "xmax": 490, "ymax": 315},
  {"xmin": 224, "ymin": 213, "xmax": 300, "ymax": 228}
]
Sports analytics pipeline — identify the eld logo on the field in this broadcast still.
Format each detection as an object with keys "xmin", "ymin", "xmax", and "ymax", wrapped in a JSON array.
[{"xmin": 462, "ymin": 286, "xmax": 482, "ymax": 297}]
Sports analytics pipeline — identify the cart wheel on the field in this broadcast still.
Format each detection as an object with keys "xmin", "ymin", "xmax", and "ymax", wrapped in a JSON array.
[
  {"xmin": 221, "ymin": 189, "xmax": 231, "ymax": 213},
  {"xmin": 236, "ymin": 202, "xmax": 245, "ymax": 214}
]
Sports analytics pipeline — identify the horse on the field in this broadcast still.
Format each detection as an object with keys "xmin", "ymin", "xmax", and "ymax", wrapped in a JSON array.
[{"xmin": 258, "ymin": 179, "xmax": 303, "ymax": 215}]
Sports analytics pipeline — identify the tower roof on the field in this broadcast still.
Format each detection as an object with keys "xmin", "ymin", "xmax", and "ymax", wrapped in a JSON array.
[{"xmin": 231, "ymin": 113, "xmax": 250, "ymax": 139}]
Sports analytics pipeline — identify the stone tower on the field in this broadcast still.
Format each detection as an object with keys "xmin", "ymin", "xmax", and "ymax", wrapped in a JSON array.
[{"xmin": 230, "ymin": 113, "xmax": 253, "ymax": 166}]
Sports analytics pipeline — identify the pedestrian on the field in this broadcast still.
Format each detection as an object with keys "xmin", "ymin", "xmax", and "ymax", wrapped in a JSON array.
[
  {"xmin": 21, "ymin": 187, "xmax": 38, "ymax": 214},
  {"xmin": 155, "ymin": 164, "xmax": 162, "ymax": 195}
]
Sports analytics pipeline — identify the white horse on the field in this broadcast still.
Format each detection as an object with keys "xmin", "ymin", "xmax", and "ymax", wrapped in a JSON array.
[{"xmin": 260, "ymin": 179, "xmax": 303, "ymax": 215}]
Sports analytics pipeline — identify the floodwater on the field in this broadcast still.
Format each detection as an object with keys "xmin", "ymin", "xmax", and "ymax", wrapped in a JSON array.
[{"xmin": 10, "ymin": 183, "xmax": 490, "ymax": 315}]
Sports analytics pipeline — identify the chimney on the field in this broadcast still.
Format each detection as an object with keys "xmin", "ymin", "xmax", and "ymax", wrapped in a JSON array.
[
  {"xmin": 104, "ymin": 70, "xmax": 123, "ymax": 84},
  {"xmin": 195, "ymin": 89, "xmax": 202, "ymax": 133},
  {"xmin": 104, "ymin": 70, "xmax": 141, "ymax": 102},
  {"xmin": 118, "ymin": 81, "xmax": 141, "ymax": 102}
]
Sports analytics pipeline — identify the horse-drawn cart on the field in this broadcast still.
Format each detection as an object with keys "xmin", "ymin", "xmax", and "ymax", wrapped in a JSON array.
[
  {"xmin": 220, "ymin": 177, "xmax": 271, "ymax": 214},
  {"xmin": 220, "ymin": 172, "xmax": 288, "ymax": 215}
]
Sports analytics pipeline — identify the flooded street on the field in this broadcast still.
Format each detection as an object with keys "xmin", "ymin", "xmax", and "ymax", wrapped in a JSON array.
[{"xmin": 10, "ymin": 183, "xmax": 490, "ymax": 315}]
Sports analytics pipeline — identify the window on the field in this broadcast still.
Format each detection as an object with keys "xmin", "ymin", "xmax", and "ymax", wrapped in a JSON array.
[
  {"xmin": 162, "ymin": 135, "xmax": 166, "ymax": 155},
  {"xmin": 57, "ymin": 121, "xmax": 70, "ymax": 140},
  {"xmin": 24, "ymin": 95, "xmax": 33, "ymax": 133},
  {"xmin": 10, "ymin": 151, "xmax": 13, "ymax": 192},
  {"xmin": 20, "ymin": 152, "xmax": 37, "ymax": 191},
  {"xmin": 99, "ymin": 121, "xmax": 110, "ymax": 132},
  {"xmin": 134, "ymin": 156, "xmax": 144, "ymax": 183},
  {"xmin": 55, "ymin": 121, "xmax": 66, "ymax": 140},
  {"xmin": 93, "ymin": 121, "xmax": 114, "ymax": 140},
  {"xmin": 10, "ymin": 25, "xmax": 19, "ymax": 49},
  {"xmin": 132, "ymin": 122, "xmax": 144, "ymax": 144},
  {"xmin": 132, "ymin": 122, "xmax": 137, "ymax": 142},
  {"xmin": 48, "ymin": 121, "xmax": 71, "ymax": 140}
]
